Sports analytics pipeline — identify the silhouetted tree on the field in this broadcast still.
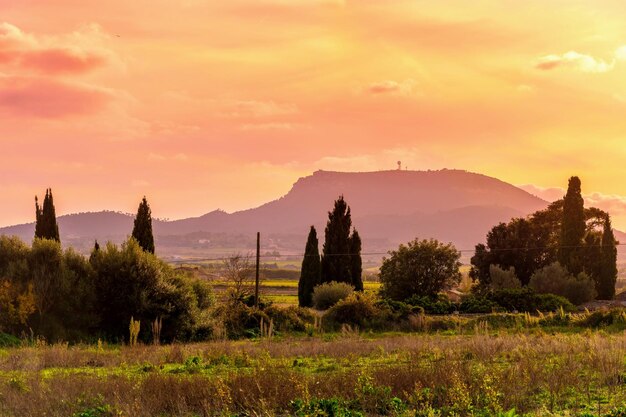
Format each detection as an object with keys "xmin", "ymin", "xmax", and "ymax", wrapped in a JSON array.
[
  {"xmin": 349, "ymin": 229, "xmax": 363, "ymax": 291},
  {"xmin": 132, "ymin": 197, "xmax": 155, "ymax": 254},
  {"xmin": 34, "ymin": 189, "xmax": 60, "ymax": 242},
  {"xmin": 559, "ymin": 176, "xmax": 585, "ymax": 274},
  {"xmin": 298, "ymin": 226, "xmax": 321, "ymax": 307},
  {"xmin": 321, "ymin": 196, "xmax": 353, "ymax": 285},
  {"xmin": 597, "ymin": 215, "xmax": 618, "ymax": 299}
]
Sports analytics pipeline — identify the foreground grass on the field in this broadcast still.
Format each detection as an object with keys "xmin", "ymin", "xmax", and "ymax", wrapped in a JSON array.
[{"xmin": 3, "ymin": 331, "xmax": 626, "ymax": 416}]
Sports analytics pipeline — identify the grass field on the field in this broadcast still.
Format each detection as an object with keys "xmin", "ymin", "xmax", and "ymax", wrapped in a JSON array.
[{"xmin": 3, "ymin": 330, "xmax": 626, "ymax": 416}]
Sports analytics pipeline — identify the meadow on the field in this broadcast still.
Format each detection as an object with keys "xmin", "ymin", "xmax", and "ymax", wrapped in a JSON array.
[{"xmin": 4, "ymin": 315, "xmax": 626, "ymax": 417}]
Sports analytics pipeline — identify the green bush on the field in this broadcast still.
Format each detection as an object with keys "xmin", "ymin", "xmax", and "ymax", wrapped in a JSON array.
[
  {"xmin": 0, "ymin": 333, "xmax": 21, "ymax": 348},
  {"xmin": 487, "ymin": 288, "xmax": 574, "ymax": 312},
  {"xmin": 323, "ymin": 292, "xmax": 380, "ymax": 329},
  {"xmin": 459, "ymin": 295, "xmax": 502, "ymax": 313},
  {"xmin": 312, "ymin": 281, "xmax": 354, "ymax": 310},
  {"xmin": 404, "ymin": 294, "xmax": 456, "ymax": 314},
  {"xmin": 264, "ymin": 305, "xmax": 315, "ymax": 332},
  {"xmin": 528, "ymin": 262, "xmax": 596, "ymax": 305},
  {"xmin": 212, "ymin": 300, "xmax": 269, "ymax": 339}
]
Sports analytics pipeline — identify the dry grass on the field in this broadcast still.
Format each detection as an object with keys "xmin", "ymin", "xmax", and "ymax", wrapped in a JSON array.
[{"xmin": 1, "ymin": 332, "xmax": 626, "ymax": 415}]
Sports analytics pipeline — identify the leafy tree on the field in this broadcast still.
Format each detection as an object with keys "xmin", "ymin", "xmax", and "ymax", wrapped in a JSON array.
[
  {"xmin": 132, "ymin": 196, "xmax": 155, "ymax": 254},
  {"xmin": 298, "ymin": 226, "xmax": 321, "ymax": 307},
  {"xmin": 34, "ymin": 189, "xmax": 60, "ymax": 242},
  {"xmin": 471, "ymin": 180, "xmax": 612, "ymax": 292},
  {"xmin": 321, "ymin": 196, "xmax": 358, "ymax": 286},
  {"xmin": 489, "ymin": 265, "xmax": 521, "ymax": 290},
  {"xmin": 528, "ymin": 262, "xmax": 596, "ymax": 305},
  {"xmin": 379, "ymin": 238, "xmax": 462, "ymax": 301},
  {"xmin": 559, "ymin": 176, "xmax": 586, "ymax": 274},
  {"xmin": 597, "ymin": 215, "xmax": 618, "ymax": 299},
  {"xmin": 0, "ymin": 280, "xmax": 35, "ymax": 334},
  {"xmin": 91, "ymin": 238, "xmax": 200, "ymax": 342},
  {"xmin": 349, "ymin": 229, "xmax": 363, "ymax": 291}
]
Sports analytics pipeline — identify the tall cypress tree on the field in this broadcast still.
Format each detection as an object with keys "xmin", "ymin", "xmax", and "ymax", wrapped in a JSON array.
[
  {"xmin": 597, "ymin": 215, "xmax": 618, "ymax": 299},
  {"xmin": 298, "ymin": 226, "xmax": 321, "ymax": 307},
  {"xmin": 34, "ymin": 188, "xmax": 60, "ymax": 242},
  {"xmin": 132, "ymin": 197, "xmax": 155, "ymax": 254},
  {"xmin": 558, "ymin": 176, "xmax": 585, "ymax": 274},
  {"xmin": 321, "ymin": 196, "xmax": 353, "ymax": 285},
  {"xmin": 349, "ymin": 229, "xmax": 363, "ymax": 291}
]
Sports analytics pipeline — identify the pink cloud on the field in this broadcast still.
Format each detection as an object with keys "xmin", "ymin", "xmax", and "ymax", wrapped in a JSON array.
[
  {"xmin": 0, "ymin": 22, "xmax": 108, "ymax": 75},
  {"xmin": 0, "ymin": 77, "xmax": 111, "ymax": 118},
  {"xmin": 20, "ymin": 48, "xmax": 105, "ymax": 74}
]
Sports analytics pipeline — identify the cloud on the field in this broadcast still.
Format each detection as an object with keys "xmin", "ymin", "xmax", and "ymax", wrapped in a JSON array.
[
  {"xmin": 519, "ymin": 184, "xmax": 626, "ymax": 216},
  {"xmin": 535, "ymin": 51, "xmax": 614, "ymax": 73},
  {"xmin": 0, "ymin": 22, "xmax": 111, "ymax": 75},
  {"xmin": 239, "ymin": 122, "xmax": 304, "ymax": 131},
  {"xmin": 367, "ymin": 79, "xmax": 417, "ymax": 95},
  {"xmin": 0, "ymin": 76, "xmax": 114, "ymax": 118}
]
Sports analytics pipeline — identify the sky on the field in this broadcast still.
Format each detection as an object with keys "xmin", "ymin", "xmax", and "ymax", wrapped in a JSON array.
[{"xmin": 2, "ymin": 0, "xmax": 626, "ymax": 228}]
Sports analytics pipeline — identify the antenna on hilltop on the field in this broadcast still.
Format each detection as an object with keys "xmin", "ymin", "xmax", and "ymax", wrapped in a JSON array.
[{"xmin": 397, "ymin": 161, "xmax": 402, "ymax": 170}]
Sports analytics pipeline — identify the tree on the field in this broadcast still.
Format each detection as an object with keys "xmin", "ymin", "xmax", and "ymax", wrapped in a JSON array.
[
  {"xmin": 559, "ymin": 176, "xmax": 586, "ymax": 274},
  {"xmin": 298, "ymin": 226, "xmax": 321, "ymax": 307},
  {"xmin": 321, "ymin": 196, "xmax": 353, "ymax": 285},
  {"xmin": 222, "ymin": 253, "xmax": 255, "ymax": 301},
  {"xmin": 489, "ymin": 265, "xmax": 521, "ymax": 290},
  {"xmin": 349, "ymin": 229, "xmax": 363, "ymax": 291},
  {"xmin": 34, "ymin": 189, "xmax": 60, "ymax": 242},
  {"xmin": 528, "ymin": 262, "xmax": 596, "ymax": 305},
  {"xmin": 597, "ymin": 215, "xmax": 618, "ymax": 299},
  {"xmin": 91, "ymin": 238, "xmax": 200, "ymax": 342},
  {"xmin": 471, "ymin": 182, "xmax": 611, "ymax": 291},
  {"xmin": 132, "ymin": 197, "xmax": 155, "ymax": 254},
  {"xmin": 379, "ymin": 238, "xmax": 462, "ymax": 301}
]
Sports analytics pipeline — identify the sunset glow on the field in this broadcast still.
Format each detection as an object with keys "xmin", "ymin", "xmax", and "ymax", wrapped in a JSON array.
[{"xmin": 3, "ymin": 0, "xmax": 626, "ymax": 227}]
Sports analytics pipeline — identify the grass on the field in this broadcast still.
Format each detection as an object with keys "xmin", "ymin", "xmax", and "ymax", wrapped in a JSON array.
[{"xmin": 5, "ymin": 330, "xmax": 626, "ymax": 416}]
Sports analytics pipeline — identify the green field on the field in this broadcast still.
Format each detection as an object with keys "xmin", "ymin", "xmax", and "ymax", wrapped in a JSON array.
[{"xmin": 4, "ymin": 329, "xmax": 626, "ymax": 416}]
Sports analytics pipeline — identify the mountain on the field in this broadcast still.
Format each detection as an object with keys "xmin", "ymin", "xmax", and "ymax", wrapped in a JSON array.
[{"xmin": 0, "ymin": 169, "xmax": 553, "ymax": 258}]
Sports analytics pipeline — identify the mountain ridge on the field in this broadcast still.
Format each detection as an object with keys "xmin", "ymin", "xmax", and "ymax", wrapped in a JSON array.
[{"xmin": 2, "ymin": 169, "xmax": 607, "ymax": 258}]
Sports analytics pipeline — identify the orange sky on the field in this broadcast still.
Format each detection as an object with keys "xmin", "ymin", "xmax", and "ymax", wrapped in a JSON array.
[{"xmin": 2, "ymin": 0, "xmax": 626, "ymax": 228}]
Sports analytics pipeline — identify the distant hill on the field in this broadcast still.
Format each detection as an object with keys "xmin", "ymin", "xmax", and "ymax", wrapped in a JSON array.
[{"xmin": 0, "ymin": 169, "xmax": 562, "ymax": 258}]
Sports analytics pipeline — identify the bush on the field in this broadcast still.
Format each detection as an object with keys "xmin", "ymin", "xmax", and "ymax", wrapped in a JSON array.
[
  {"xmin": 528, "ymin": 262, "xmax": 596, "ymax": 305},
  {"xmin": 489, "ymin": 265, "xmax": 521, "ymax": 290},
  {"xmin": 459, "ymin": 295, "xmax": 502, "ymax": 313},
  {"xmin": 487, "ymin": 288, "xmax": 574, "ymax": 312},
  {"xmin": 264, "ymin": 305, "xmax": 316, "ymax": 332},
  {"xmin": 404, "ymin": 294, "xmax": 456, "ymax": 314},
  {"xmin": 312, "ymin": 281, "xmax": 354, "ymax": 310},
  {"xmin": 323, "ymin": 292, "xmax": 381, "ymax": 329},
  {"xmin": 212, "ymin": 300, "xmax": 269, "ymax": 339}
]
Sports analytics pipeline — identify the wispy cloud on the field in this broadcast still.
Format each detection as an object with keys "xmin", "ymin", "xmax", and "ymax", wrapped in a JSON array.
[
  {"xmin": 367, "ymin": 79, "xmax": 418, "ymax": 96},
  {"xmin": 535, "ymin": 51, "xmax": 614, "ymax": 73}
]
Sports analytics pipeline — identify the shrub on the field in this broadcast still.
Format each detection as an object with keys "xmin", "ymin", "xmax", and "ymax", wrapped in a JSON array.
[
  {"xmin": 379, "ymin": 238, "xmax": 461, "ymax": 301},
  {"xmin": 404, "ymin": 294, "xmax": 456, "ymax": 314},
  {"xmin": 323, "ymin": 292, "xmax": 380, "ymax": 329},
  {"xmin": 458, "ymin": 295, "xmax": 502, "ymax": 313},
  {"xmin": 528, "ymin": 262, "xmax": 596, "ymax": 305},
  {"xmin": 264, "ymin": 305, "xmax": 316, "ymax": 332},
  {"xmin": 487, "ymin": 288, "xmax": 574, "ymax": 312},
  {"xmin": 312, "ymin": 281, "xmax": 354, "ymax": 310},
  {"xmin": 212, "ymin": 300, "xmax": 269, "ymax": 339},
  {"xmin": 489, "ymin": 265, "xmax": 521, "ymax": 290}
]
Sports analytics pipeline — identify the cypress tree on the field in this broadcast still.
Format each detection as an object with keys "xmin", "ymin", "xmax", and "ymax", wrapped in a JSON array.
[
  {"xmin": 321, "ymin": 196, "xmax": 353, "ymax": 285},
  {"xmin": 34, "ymin": 188, "xmax": 60, "ymax": 242},
  {"xmin": 298, "ymin": 226, "xmax": 321, "ymax": 307},
  {"xmin": 349, "ymin": 229, "xmax": 363, "ymax": 291},
  {"xmin": 132, "ymin": 197, "xmax": 155, "ymax": 254},
  {"xmin": 597, "ymin": 215, "xmax": 618, "ymax": 299},
  {"xmin": 558, "ymin": 176, "xmax": 585, "ymax": 274}
]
